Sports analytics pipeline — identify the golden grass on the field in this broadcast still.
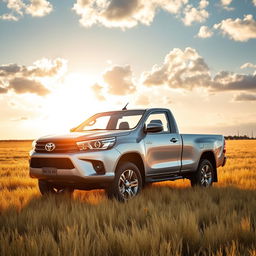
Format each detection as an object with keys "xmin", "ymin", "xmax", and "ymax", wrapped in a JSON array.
[{"xmin": 0, "ymin": 140, "xmax": 255, "ymax": 255}]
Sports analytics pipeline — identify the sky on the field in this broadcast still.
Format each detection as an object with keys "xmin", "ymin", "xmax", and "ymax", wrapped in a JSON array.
[{"xmin": 0, "ymin": 0, "xmax": 256, "ymax": 139}]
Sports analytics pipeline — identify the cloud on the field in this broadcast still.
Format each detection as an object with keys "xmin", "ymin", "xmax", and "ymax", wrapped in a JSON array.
[
  {"xmin": 219, "ymin": 0, "xmax": 234, "ymax": 11},
  {"xmin": 103, "ymin": 65, "xmax": 136, "ymax": 95},
  {"xmin": 5, "ymin": 0, "xmax": 25, "ymax": 15},
  {"xmin": 91, "ymin": 83, "xmax": 106, "ymax": 101},
  {"xmin": 0, "ymin": 87, "xmax": 8, "ymax": 94},
  {"xmin": 197, "ymin": 25, "xmax": 213, "ymax": 38},
  {"xmin": 24, "ymin": 58, "xmax": 67, "ymax": 77},
  {"xmin": 0, "ymin": 13, "xmax": 19, "ymax": 21},
  {"xmin": 214, "ymin": 14, "xmax": 256, "ymax": 42},
  {"xmin": 182, "ymin": 1, "xmax": 209, "ymax": 26},
  {"xmin": 142, "ymin": 47, "xmax": 211, "ymax": 90},
  {"xmin": 234, "ymin": 93, "xmax": 256, "ymax": 101},
  {"xmin": 0, "ymin": 58, "xmax": 67, "ymax": 96},
  {"xmin": 212, "ymin": 71, "xmax": 256, "ymax": 91},
  {"xmin": 240, "ymin": 62, "xmax": 256, "ymax": 69},
  {"xmin": 253, "ymin": 0, "xmax": 256, "ymax": 7},
  {"xmin": 0, "ymin": 0, "xmax": 53, "ymax": 21},
  {"xmin": 0, "ymin": 64, "xmax": 21, "ymax": 75},
  {"xmin": 8, "ymin": 77, "xmax": 50, "ymax": 96},
  {"xmin": 199, "ymin": 0, "xmax": 209, "ymax": 9},
  {"xmin": 73, "ymin": 0, "xmax": 189, "ymax": 29},
  {"xmin": 25, "ymin": 0, "xmax": 53, "ymax": 17},
  {"xmin": 0, "ymin": 58, "xmax": 67, "ymax": 78},
  {"xmin": 141, "ymin": 47, "xmax": 256, "ymax": 92}
]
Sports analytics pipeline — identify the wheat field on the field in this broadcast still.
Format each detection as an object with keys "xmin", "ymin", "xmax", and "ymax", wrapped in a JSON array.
[{"xmin": 0, "ymin": 140, "xmax": 255, "ymax": 255}]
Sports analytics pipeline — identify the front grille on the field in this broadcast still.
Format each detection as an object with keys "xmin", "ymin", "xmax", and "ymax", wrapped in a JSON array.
[
  {"xmin": 35, "ymin": 141, "xmax": 78, "ymax": 153},
  {"xmin": 30, "ymin": 158, "xmax": 75, "ymax": 169}
]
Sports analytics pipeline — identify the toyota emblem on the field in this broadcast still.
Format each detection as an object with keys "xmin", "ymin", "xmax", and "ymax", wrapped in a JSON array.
[{"xmin": 45, "ymin": 142, "xmax": 56, "ymax": 152}]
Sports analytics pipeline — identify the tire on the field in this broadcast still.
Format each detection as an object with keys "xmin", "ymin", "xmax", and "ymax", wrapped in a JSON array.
[
  {"xmin": 190, "ymin": 159, "xmax": 213, "ymax": 187},
  {"xmin": 38, "ymin": 180, "xmax": 74, "ymax": 196},
  {"xmin": 108, "ymin": 162, "xmax": 142, "ymax": 201}
]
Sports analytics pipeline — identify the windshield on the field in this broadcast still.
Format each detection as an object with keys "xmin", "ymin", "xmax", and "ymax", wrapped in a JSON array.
[{"xmin": 74, "ymin": 110, "xmax": 145, "ymax": 131}]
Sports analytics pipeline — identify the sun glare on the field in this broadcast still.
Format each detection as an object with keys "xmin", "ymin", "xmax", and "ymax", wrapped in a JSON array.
[{"xmin": 39, "ymin": 72, "xmax": 106, "ymax": 134}]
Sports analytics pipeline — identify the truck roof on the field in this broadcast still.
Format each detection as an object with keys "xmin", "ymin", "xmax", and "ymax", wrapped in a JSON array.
[{"xmin": 121, "ymin": 108, "xmax": 170, "ymax": 112}]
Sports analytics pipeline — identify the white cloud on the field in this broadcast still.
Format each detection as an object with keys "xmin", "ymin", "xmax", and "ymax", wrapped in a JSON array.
[
  {"xmin": 103, "ymin": 65, "xmax": 136, "ymax": 95},
  {"xmin": 0, "ymin": 13, "xmax": 19, "ymax": 21},
  {"xmin": 91, "ymin": 83, "xmax": 106, "ymax": 101},
  {"xmin": 25, "ymin": 0, "xmax": 53, "ymax": 17},
  {"xmin": 182, "ymin": 1, "xmax": 209, "ymax": 26},
  {"xmin": 240, "ymin": 62, "xmax": 256, "ymax": 70},
  {"xmin": 219, "ymin": 0, "xmax": 234, "ymax": 11},
  {"xmin": 0, "ymin": 58, "xmax": 67, "ymax": 96},
  {"xmin": 0, "ymin": 0, "xmax": 53, "ymax": 21},
  {"xmin": 221, "ymin": 0, "xmax": 232, "ymax": 5},
  {"xmin": 141, "ymin": 47, "xmax": 256, "ymax": 92},
  {"xmin": 253, "ymin": 0, "xmax": 256, "ymax": 7},
  {"xmin": 214, "ymin": 14, "xmax": 256, "ymax": 42},
  {"xmin": 199, "ymin": 0, "xmax": 209, "ymax": 9},
  {"xmin": 142, "ymin": 47, "xmax": 211, "ymax": 89},
  {"xmin": 73, "ymin": 0, "xmax": 189, "ymax": 29},
  {"xmin": 6, "ymin": 0, "xmax": 25, "ymax": 15},
  {"xmin": 197, "ymin": 25, "xmax": 213, "ymax": 38}
]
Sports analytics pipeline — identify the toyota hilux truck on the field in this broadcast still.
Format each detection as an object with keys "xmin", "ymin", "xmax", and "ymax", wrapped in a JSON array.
[{"xmin": 29, "ymin": 108, "xmax": 227, "ymax": 201}]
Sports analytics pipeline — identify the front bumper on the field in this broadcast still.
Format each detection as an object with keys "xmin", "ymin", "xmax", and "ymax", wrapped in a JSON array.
[{"xmin": 29, "ymin": 148, "xmax": 121, "ymax": 186}]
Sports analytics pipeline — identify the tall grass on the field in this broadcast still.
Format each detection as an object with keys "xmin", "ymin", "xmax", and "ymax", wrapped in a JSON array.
[{"xmin": 0, "ymin": 140, "xmax": 255, "ymax": 255}]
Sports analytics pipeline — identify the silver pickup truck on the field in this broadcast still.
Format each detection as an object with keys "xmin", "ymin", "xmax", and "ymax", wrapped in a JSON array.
[{"xmin": 29, "ymin": 108, "xmax": 226, "ymax": 201}]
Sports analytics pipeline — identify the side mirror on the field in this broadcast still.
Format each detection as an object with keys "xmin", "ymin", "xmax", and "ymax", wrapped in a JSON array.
[{"xmin": 145, "ymin": 123, "xmax": 163, "ymax": 133}]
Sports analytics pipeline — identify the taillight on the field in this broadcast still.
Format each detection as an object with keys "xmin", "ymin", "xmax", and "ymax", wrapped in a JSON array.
[{"xmin": 223, "ymin": 139, "xmax": 226, "ymax": 154}]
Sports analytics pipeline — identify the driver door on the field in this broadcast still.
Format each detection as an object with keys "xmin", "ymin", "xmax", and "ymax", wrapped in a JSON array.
[{"xmin": 144, "ymin": 111, "xmax": 182, "ymax": 175}]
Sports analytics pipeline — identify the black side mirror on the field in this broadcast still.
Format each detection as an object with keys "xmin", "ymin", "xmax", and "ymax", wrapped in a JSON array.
[{"xmin": 145, "ymin": 123, "xmax": 163, "ymax": 133}]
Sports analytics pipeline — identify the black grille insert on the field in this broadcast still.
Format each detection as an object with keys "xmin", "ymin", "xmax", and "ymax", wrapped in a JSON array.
[
  {"xmin": 30, "ymin": 158, "xmax": 75, "ymax": 169},
  {"xmin": 35, "ymin": 142, "xmax": 78, "ymax": 153}
]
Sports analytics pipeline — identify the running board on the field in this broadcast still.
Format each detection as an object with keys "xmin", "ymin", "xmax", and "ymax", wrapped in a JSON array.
[{"xmin": 146, "ymin": 175, "xmax": 183, "ymax": 183}]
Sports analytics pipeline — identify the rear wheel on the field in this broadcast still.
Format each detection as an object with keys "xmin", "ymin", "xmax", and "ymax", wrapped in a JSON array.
[
  {"xmin": 190, "ymin": 159, "xmax": 213, "ymax": 187},
  {"xmin": 38, "ymin": 180, "xmax": 74, "ymax": 195},
  {"xmin": 107, "ymin": 162, "xmax": 142, "ymax": 201}
]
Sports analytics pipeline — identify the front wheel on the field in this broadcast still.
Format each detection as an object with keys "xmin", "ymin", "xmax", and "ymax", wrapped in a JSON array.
[
  {"xmin": 108, "ymin": 162, "xmax": 142, "ymax": 201},
  {"xmin": 190, "ymin": 159, "xmax": 213, "ymax": 187},
  {"xmin": 38, "ymin": 180, "xmax": 74, "ymax": 195}
]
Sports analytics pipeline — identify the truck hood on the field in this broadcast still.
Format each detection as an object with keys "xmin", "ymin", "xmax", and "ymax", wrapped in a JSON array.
[{"xmin": 37, "ymin": 130, "xmax": 131, "ymax": 143}]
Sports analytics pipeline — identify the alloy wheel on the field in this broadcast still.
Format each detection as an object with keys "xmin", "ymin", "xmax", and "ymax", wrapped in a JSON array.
[
  {"xmin": 200, "ymin": 164, "xmax": 212, "ymax": 187},
  {"xmin": 118, "ymin": 169, "xmax": 139, "ymax": 200}
]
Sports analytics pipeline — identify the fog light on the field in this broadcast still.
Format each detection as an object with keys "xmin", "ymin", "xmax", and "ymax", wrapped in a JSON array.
[{"xmin": 91, "ymin": 160, "xmax": 105, "ymax": 174}]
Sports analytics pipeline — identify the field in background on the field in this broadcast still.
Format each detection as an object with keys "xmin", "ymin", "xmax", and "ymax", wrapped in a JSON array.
[{"xmin": 0, "ymin": 140, "xmax": 255, "ymax": 255}]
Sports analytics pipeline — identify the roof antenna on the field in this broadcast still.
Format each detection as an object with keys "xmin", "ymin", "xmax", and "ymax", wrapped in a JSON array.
[{"xmin": 122, "ymin": 102, "xmax": 129, "ymax": 110}]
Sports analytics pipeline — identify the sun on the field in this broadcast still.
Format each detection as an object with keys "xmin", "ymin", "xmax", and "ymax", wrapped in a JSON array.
[{"xmin": 40, "ymin": 72, "xmax": 106, "ymax": 134}]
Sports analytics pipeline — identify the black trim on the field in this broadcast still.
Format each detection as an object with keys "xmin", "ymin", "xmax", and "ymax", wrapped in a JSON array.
[{"xmin": 30, "ymin": 158, "xmax": 75, "ymax": 169}]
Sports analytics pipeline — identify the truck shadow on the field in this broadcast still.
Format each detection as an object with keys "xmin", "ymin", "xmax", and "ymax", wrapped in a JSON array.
[{"xmin": 1, "ymin": 183, "xmax": 255, "ymax": 214}]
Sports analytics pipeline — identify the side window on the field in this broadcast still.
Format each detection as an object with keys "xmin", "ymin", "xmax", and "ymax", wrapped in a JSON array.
[
  {"xmin": 116, "ymin": 115, "xmax": 142, "ymax": 130},
  {"xmin": 145, "ymin": 113, "xmax": 170, "ymax": 132}
]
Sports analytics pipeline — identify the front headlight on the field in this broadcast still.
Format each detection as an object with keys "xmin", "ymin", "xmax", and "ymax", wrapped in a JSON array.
[{"xmin": 76, "ymin": 137, "xmax": 116, "ymax": 151}]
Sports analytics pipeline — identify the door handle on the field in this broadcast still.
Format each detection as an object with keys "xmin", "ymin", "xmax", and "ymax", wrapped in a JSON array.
[{"xmin": 170, "ymin": 138, "xmax": 178, "ymax": 143}]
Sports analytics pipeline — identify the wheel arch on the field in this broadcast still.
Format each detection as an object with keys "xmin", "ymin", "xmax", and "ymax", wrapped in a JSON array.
[
  {"xmin": 115, "ymin": 152, "xmax": 145, "ymax": 184},
  {"xmin": 199, "ymin": 151, "xmax": 217, "ymax": 182}
]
